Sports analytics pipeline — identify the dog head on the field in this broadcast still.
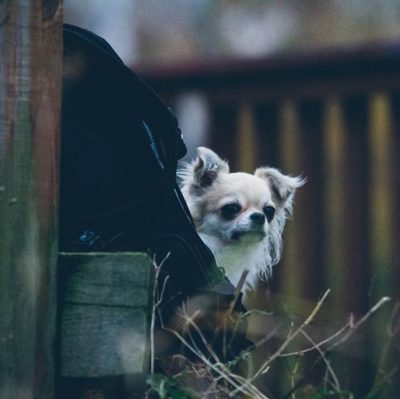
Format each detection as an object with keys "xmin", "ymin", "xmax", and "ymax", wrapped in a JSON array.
[{"xmin": 180, "ymin": 147, "xmax": 305, "ymax": 279}]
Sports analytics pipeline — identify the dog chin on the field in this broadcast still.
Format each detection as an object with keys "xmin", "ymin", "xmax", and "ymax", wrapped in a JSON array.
[
  {"xmin": 200, "ymin": 231, "xmax": 269, "ymax": 290},
  {"xmin": 229, "ymin": 230, "xmax": 266, "ymax": 243}
]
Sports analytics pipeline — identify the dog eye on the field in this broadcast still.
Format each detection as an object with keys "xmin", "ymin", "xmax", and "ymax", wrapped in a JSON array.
[
  {"xmin": 221, "ymin": 203, "xmax": 241, "ymax": 219},
  {"xmin": 263, "ymin": 206, "xmax": 275, "ymax": 222}
]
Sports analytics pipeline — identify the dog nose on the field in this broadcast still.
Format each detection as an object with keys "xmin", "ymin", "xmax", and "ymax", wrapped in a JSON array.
[{"xmin": 250, "ymin": 212, "xmax": 265, "ymax": 225}]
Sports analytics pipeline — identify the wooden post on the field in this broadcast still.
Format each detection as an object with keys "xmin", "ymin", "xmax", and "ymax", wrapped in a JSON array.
[
  {"xmin": 0, "ymin": 2, "xmax": 62, "ymax": 398},
  {"xmin": 57, "ymin": 252, "xmax": 154, "ymax": 398}
]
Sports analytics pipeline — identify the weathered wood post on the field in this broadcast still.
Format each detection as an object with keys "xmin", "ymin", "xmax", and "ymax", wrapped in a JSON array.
[
  {"xmin": 57, "ymin": 252, "xmax": 154, "ymax": 398},
  {"xmin": 0, "ymin": 1, "xmax": 62, "ymax": 398}
]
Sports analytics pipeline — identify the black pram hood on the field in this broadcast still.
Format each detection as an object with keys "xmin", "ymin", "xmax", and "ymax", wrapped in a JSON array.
[
  {"xmin": 63, "ymin": 23, "xmax": 187, "ymax": 167},
  {"xmin": 60, "ymin": 23, "xmax": 252, "ymax": 363}
]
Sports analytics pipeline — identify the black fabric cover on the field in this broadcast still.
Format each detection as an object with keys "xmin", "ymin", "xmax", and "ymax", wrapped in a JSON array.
[{"xmin": 60, "ymin": 24, "xmax": 251, "ymax": 361}]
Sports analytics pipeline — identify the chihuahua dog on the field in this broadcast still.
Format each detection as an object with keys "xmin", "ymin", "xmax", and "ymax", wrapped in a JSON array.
[{"xmin": 180, "ymin": 147, "xmax": 305, "ymax": 290}]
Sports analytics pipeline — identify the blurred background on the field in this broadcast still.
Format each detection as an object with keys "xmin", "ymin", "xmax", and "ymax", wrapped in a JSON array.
[
  {"xmin": 65, "ymin": 1, "xmax": 400, "ymax": 397},
  {"xmin": 65, "ymin": 0, "xmax": 400, "ymax": 66}
]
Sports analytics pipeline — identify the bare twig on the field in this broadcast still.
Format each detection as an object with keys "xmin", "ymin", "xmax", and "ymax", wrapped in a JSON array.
[
  {"xmin": 150, "ymin": 259, "xmax": 394, "ymax": 399},
  {"xmin": 281, "ymin": 321, "xmax": 350, "ymax": 358},
  {"xmin": 256, "ymin": 289, "xmax": 331, "ymax": 378},
  {"xmin": 367, "ymin": 301, "xmax": 400, "ymax": 397},
  {"xmin": 327, "ymin": 296, "xmax": 391, "ymax": 352},
  {"xmin": 150, "ymin": 253, "xmax": 171, "ymax": 374},
  {"xmin": 388, "ymin": 301, "xmax": 400, "ymax": 337},
  {"xmin": 229, "ymin": 290, "xmax": 332, "ymax": 397},
  {"xmin": 228, "ymin": 269, "xmax": 249, "ymax": 315},
  {"xmin": 290, "ymin": 359, "xmax": 300, "ymax": 399},
  {"xmin": 165, "ymin": 326, "xmax": 269, "ymax": 398},
  {"xmin": 178, "ymin": 305, "xmax": 270, "ymax": 398},
  {"xmin": 301, "ymin": 330, "xmax": 341, "ymax": 392}
]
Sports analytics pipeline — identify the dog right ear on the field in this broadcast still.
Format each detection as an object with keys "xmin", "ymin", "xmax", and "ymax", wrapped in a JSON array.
[{"xmin": 192, "ymin": 147, "xmax": 229, "ymax": 191}]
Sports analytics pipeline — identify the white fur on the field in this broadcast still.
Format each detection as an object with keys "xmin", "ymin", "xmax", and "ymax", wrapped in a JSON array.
[{"xmin": 180, "ymin": 147, "xmax": 305, "ymax": 291}]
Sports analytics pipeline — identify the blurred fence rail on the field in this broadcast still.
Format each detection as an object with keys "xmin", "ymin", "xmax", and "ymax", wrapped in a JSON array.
[{"xmin": 140, "ymin": 45, "xmax": 400, "ymax": 396}]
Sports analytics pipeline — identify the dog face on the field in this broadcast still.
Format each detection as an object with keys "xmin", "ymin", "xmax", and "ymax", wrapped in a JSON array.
[
  {"xmin": 187, "ymin": 170, "xmax": 274, "ymax": 243},
  {"xmin": 180, "ymin": 147, "xmax": 305, "ymax": 286}
]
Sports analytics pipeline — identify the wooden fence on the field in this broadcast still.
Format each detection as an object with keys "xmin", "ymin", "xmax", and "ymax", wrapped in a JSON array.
[{"xmin": 141, "ymin": 48, "xmax": 400, "ymax": 397}]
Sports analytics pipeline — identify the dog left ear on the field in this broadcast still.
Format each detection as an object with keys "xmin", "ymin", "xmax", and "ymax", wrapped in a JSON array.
[
  {"xmin": 191, "ymin": 147, "xmax": 229, "ymax": 191},
  {"xmin": 255, "ymin": 167, "xmax": 305, "ymax": 207}
]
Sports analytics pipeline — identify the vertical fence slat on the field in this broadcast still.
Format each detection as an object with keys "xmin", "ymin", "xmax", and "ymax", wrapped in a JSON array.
[
  {"xmin": 323, "ymin": 96, "xmax": 371, "ymax": 397},
  {"xmin": 277, "ymin": 101, "xmax": 303, "ymax": 303},
  {"xmin": 368, "ymin": 92, "xmax": 397, "ymax": 292},
  {"xmin": 0, "ymin": 2, "xmax": 62, "ymax": 398},
  {"xmin": 254, "ymin": 104, "xmax": 280, "ymax": 167},
  {"xmin": 323, "ymin": 98, "xmax": 348, "ymax": 314},
  {"xmin": 235, "ymin": 104, "xmax": 257, "ymax": 172},
  {"xmin": 368, "ymin": 93, "xmax": 396, "ymax": 296},
  {"xmin": 390, "ymin": 93, "xmax": 400, "ymax": 289},
  {"xmin": 209, "ymin": 104, "xmax": 239, "ymax": 169},
  {"xmin": 367, "ymin": 92, "xmax": 398, "ymax": 399},
  {"xmin": 274, "ymin": 99, "xmax": 326, "ymax": 397},
  {"xmin": 342, "ymin": 96, "xmax": 371, "ymax": 314},
  {"xmin": 278, "ymin": 100, "xmax": 325, "ymax": 306}
]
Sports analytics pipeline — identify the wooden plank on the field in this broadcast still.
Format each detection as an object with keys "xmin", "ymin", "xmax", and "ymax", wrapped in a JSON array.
[
  {"xmin": 389, "ymin": 93, "xmax": 400, "ymax": 290},
  {"xmin": 367, "ymin": 93, "xmax": 398, "ymax": 399},
  {"xmin": 142, "ymin": 45, "xmax": 400, "ymax": 105},
  {"xmin": 323, "ymin": 98, "xmax": 348, "ymax": 312},
  {"xmin": 208, "ymin": 104, "xmax": 239, "ymax": 170},
  {"xmin": 323, "ymin": 96, "xmax": 372, "ymax": 397},
  {"xmin": 0, "ymin": 1, "xmax": 62, "ymax": 399},
  {"xmin": 253, "ymin": 103, "xmax": 280, "ymax": 167},
  {"xmin": 368, "ymin": 93, "xmax": 396, "ymax": 297},
  {"xmin": 59, "ymin": 252, "xmax": 153, "ymax": 308},
  {"xmin": 276, "ymin": 100, "xmax": 304, "ymax": 302},
  {"xmin": 58, "ymin": 252, "xmax": 154, "ymax": 379},
  {"xmin": 275, "ymin": 99, "xmax": 326, "ymax": 394},
  {"xmin": 340, "ymin": 96, "xmax": 371, "ymax": 314},
  {"xmin": 277, "ymin": 99, "xmax": 325, "ymax": 305},
  {"xmin": 235, "ymin": 104, "xmax": 257, "ymax": 172}
]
